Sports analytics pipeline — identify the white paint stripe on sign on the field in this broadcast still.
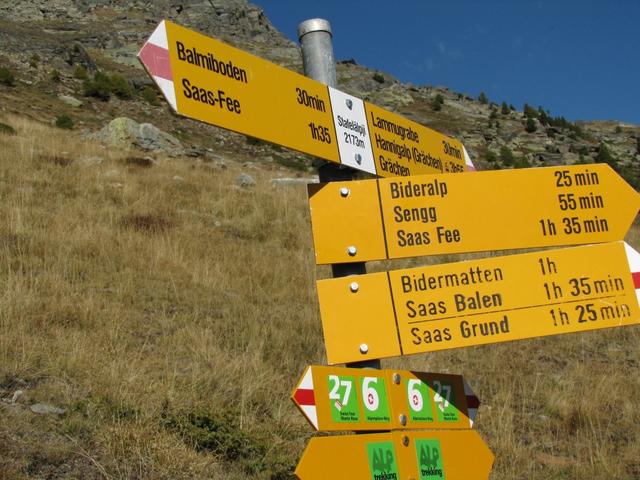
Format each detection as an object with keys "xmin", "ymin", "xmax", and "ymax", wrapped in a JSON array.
[
  {"xmin": 463, "ymin": 145, "xmax": 476, "ymax": 171},
  {"xmin": 148, "ymin": 19, "xmax": 169, "ymax": 49},
  {"xmin": 155, "ymin": 76, "xmax": 177, "ymax": 110},
  {"xmin": 624, "ymin": 241, "xmax": 640, "ymax": 305}
]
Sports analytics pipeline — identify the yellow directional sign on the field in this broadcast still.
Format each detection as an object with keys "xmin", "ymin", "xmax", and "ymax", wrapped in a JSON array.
[
  {"xmin": 291, "ymin": 365, "xmax": 479, "ymax": 431},
  {"xmin": 295, "ymin": 430, "xmax": 494, "ymax": 479},
  {"xmin": 138, "ymin": 20, "xmax": 473, "ymax": 177},
  {"xmin": 308, "ymin": 163, "xmax": 640, "ymax": 264},
  {"xmin": 317, "ymin": 241, "xmax": 640, "ymax": 364}
]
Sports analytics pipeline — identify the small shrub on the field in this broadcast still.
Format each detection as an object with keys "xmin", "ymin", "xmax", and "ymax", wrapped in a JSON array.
[
  {"xmin": 372, "ymin": 72, "xmax": 385, "ymax": 83},
  {"xmin": 29, "ymin": 53, "xmax": 40, "ymax": 68},
  {"xmin": 37, "ymin": 153, "xmax": 72, "ymax": 166},
  {"xmin": 501, "ymin": 102, "xmax": 509, "ymax": 115},
  {"xmin": 245, "ymin": 136, "xmax": 266, "ymax": 146},
  {"xmin": 489, "ymin": 110, "xmax": 498, "ymax": 120},
  {"xmin": 0, "ymin": 122, "xmax": 17, "ymax": 135},
  {"xmin": 537, "ymin": 107, "xmax": 549, "ymax": 125},
  {"xmin": 596, "ymin": 143, "xmax": 617, "ymax": 168},
  {"xmin": 576, "ymin": 145, "xmax": 589, "ymax": 156},
  {"xmin": 549, "ymin": 115, "xmax": 569, "ymax": 129},
  {"xmin": 499, "ymin": 146, "xmax": 516, "ymax": 166},
  {"xmin": 569, "ymin": 122, "xmax": 586, "ymax": 139},
  {"xmin": 514, "ymin": 156, "xmax": 531, "ymax": 169},
  {"xmin": 525, "ymin": 117, "xmax": 537, "ymax": 133},
  {"xmin": 163, "ymin": 410, "xmax": 294, "ymax": 478},
  {"xmin": 110, "ymin": 74, "xmax": 133, "ymax": 100},
  {"xmin": 121, "ymin": 213, "xmax": 173, "ymax": 234},
  {"xmin": 523, "ymin": 103, "xmax": 538, "ymax": 118},
  {"xmin": 485, "ymin": 150, "xmax": 497, "ymax": 163},
  {"xmin": 614, "ymin": 125, "xmax": 623, "ymax": 134},
  {"xmin": 0, "ymin": 67, "xmax": 15, "ymax": 86},
  {"xmin": 478, "ymin": 91, "xmax": 489, "ymax": 104},
  {"xmin": 141, "ymin": 85, "xmax": 159, "ymax": 105},
  {"xmin": 73, "ymin": 65, "xmax": 88, "ymax": 80},
  {"xmin": 431, "ymin": 93, "xmax": 444, "ymax": 111},
  {"xmin": 83, "ymin": 71, "xmax": 111, "ymax": 101},
  {"xmin": 55, "ymin": 114, "xmax": 73, "ymax": 129},
  {"xmin": 50, "ymin": 69, "xmax": 61, "ymax": 82},
  {"xmin": 620, "ymin": 164, "xmax": 640, "ymax": 190},
  {"xmin": 122, "ymin": 156, "xmax": 155, "ymax": 168},
  {"xmin": 636, "ymin": 136, "xmax": 640, "ymax": 155}
]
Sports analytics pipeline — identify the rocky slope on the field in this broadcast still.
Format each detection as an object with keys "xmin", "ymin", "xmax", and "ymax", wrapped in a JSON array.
[{"xmin": 0, "ymin": 0, "xmax": 638, "ymax": 186}]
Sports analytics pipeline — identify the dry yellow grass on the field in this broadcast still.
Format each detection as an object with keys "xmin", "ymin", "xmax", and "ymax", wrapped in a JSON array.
[{"xmin": 0, "ymin": 113, "xmax": 638, "ymax": 479}]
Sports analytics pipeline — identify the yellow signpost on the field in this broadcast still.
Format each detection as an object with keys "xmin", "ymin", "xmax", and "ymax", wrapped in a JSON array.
[
  {"xmin": 308, "ymin": 163, "xmax": 640, "ymax": 264},
  {"xmin": 138, "ymin": 20, "xmax": 472, "ymax": 177},
  {"xmin": 291, "ymin": 365, "xmax": 479, "ymax": 431},
  {"xmin": 317, "ymin": 241, "xmax": 640, "ymax": 364},
  {"xmin": 295, "ymin": 429, "xmax": 494, "ymax": 480}
]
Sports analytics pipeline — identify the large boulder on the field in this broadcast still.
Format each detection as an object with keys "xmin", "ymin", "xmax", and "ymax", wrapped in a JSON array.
[{"xmin": 93, "ymin": 117, "xmax": 183, "ymax": 156}]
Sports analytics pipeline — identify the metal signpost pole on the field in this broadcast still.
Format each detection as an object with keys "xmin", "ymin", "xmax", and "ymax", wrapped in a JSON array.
[{"xmin": 297, "ymin": 19, "xmax": 380, "ymax": 370}]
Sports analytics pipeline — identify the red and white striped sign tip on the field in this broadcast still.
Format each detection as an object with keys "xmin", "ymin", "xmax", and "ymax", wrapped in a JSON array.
[
  {"xmin": 138, "ymin": 20, "xmax": 177, "ymax": 111},
  {"xmin": 291, "ymin": 365, "xmax": 480, "ymax": 432},
  {"xmin": 625, "ymin": 241, "xmax": 640, "ymax": 305},
  {"xmin": 292, "ymin": 366, "xmax": 318, "ymax": 430}
]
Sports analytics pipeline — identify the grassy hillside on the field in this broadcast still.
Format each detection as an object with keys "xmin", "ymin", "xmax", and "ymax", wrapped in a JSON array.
[{"xmin": 0, "ymin": 114, "xmax": 639, "ymax": 479}]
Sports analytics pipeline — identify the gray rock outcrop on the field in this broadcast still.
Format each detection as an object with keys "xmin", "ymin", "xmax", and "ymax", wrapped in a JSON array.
[{"xmin": 93, "ymin": 117, "xmax": 183, "ymax": 155}]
